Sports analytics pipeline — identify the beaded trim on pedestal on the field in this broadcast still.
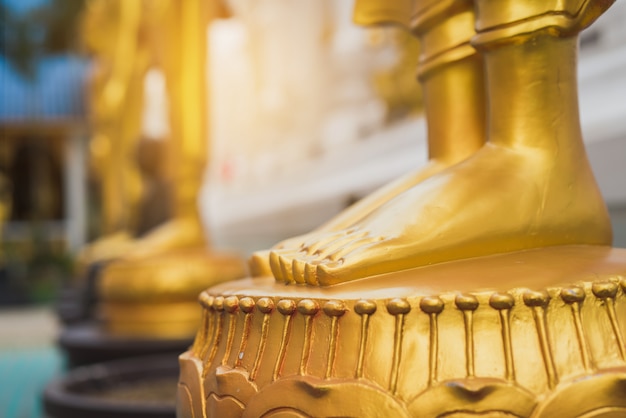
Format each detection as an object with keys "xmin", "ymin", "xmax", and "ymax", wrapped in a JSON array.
[{"xmin": 178, "ymin": 277, "xmax": 626, "ymax": 418}]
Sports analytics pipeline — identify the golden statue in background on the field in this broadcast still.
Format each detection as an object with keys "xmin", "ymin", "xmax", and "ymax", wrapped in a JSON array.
[
  {"xmin": 179, "ymin": 0, "xmax": 626, "ymax": 416},
  {"xmin": 78, "ymin": 0, "xmax": 227, "ymax": 270},
  {"xmin": 115, "ymin": 0, "xmax": 211, "ymax": 261},
  {"xmin": 79, "ymin": 0, "xmax": 246, "ymax": 338},
  {"xmin": 78, "ymin": 0, "xmax": 147, "ymax": 266}
]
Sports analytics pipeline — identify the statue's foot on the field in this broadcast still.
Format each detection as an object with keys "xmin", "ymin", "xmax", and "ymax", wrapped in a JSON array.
[
  {"xmin": 270, "ymin": 144, "xmax": 612, "ymax": 285},
  {"xmin": 250, "ymin": 160, "xmax": 452, "ymax": 276},
  {"xmin": 269, "ymin": 231, "xmax": 386, "ymax": 284},
  {"xmin": 122, "ymin": 215, "xmax": 206, "ymax": 260}
]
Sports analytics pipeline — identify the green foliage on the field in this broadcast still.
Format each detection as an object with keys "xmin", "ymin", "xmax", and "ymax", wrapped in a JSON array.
[
  {"xmin": 1, "ymin": 224, "xmax": 74, "ymax": 305},
  {"xmin": 31, "ymin": 0, "xmax": 86, "ymax": 53},
  {"xmin": 1, "ymin": 3, "xmax": 38, "ymax": 78},
  {"xmin": 1, "ymin": 0, "xmax": 86, "ymax": 79}
]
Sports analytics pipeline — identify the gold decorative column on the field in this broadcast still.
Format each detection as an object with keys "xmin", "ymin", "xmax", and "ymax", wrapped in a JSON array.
[{"xmin": 180, "ymin": 0, "xmax": 626, "ymax": 416}]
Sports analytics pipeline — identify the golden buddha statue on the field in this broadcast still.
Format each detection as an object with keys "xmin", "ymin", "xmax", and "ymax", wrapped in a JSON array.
[
  {"xmin": 77, "ymin": 0, "xmax": 147, "ymax": 271},
  {"xmin": 248, "ymin": 0, "xmax": 487, "ymax": 278},
  {"xmin": 77, "ymin": 0, "xmax": 230, "ymax": 273},
  {"xmin": 89, "ymin": 0, "xmax": 246, "ymax": 339},
  {"xmin": 178, "ymin": 0, "xmax": 626, "ymax": 416},
  {"xmin": 254, "ymin": 0, "xmax": 613, "ymax": 285},
  {"xmin": 111, "ymin": 0, "xmax": 216, "ymax": 262}
]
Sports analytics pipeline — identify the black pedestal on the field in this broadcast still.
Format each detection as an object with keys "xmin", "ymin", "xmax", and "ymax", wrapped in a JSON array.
[
  {"xmin": 44, "ymin": 354, "xmax": 178, "ymax": 418},
  {"xmin": 56, "ymin": 262, "xmax": 108, "ymax": 325},
  {"xmin": 59, "ymin": 323, "xmax": 192, "ymax": 368}
]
